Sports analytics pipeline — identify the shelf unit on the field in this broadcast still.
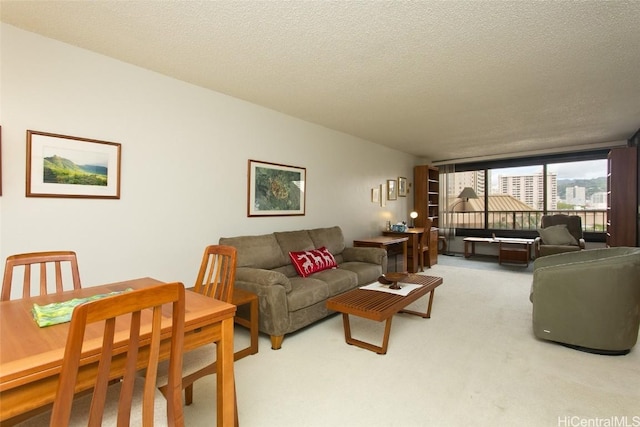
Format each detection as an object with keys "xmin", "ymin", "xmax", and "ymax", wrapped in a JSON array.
[
  {"xmin": 414, "ymin": 165, "xmax": 439, "ymax": 228},
  {"xmin": 607, "ymin": 146, "xmax": 638, "ymax": 247}
]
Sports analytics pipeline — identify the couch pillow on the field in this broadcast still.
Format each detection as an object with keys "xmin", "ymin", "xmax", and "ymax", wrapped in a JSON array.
[
  {"xmin": 289, "ymin": 247, "xmax": 338, "ymax": 278},
  {"xmin": 538, "ymin": 224, "xmax": 578, "ymax": 246},
  {"xmin": 308, "ymin": 226, "xmax": 346, "ymax": 255},
  {"xmin": 220, "ymin": 233, "xmax": 287, "ymax": 269}
]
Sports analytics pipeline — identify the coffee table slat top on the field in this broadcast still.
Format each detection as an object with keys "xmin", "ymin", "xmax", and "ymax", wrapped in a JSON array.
[{"xmin": 327, "ymin": 275, "xmax": 442, "ymax": 321}]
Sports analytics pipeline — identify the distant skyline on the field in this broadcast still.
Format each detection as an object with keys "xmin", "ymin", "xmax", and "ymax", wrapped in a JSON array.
[{"xmin": 490, "ymin": 160, "xmax": 607, "ymax": 186}]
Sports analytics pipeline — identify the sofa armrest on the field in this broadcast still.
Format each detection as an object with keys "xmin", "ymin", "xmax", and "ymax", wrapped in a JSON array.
[
  {"xmin": 236, "ymin": 267, "xmax": 292, "ymax": 293},
  {"xmin": 342, "ymin": 247, "xmax": 387, "ymax": 266},
  {"xmin": 534, "ymin": 236, "xmax": 542, "ymax": 258},
  {"xmin": 234, "ymin": 268, "xmax": 293, "ymax": 337}
]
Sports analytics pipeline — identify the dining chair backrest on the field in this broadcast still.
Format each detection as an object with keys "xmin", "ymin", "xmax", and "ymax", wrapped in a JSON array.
[
  {"xmin": 418, "ymin": 219, "xmax": 433, "ymax": 272},
  {"xmin": 1, "ymin": 251, "xmax": 82, "ymax": 301},
  {"xmin": 49, "ymin": 283, "xmax": 185, "ymax": 427},
  {"xmin": 419, "ymin": 219, "xmax": 434, "ymax": 249},
  {"xmin": 193, "ymin": 245, "xmax": 237, "ymax": 303}
]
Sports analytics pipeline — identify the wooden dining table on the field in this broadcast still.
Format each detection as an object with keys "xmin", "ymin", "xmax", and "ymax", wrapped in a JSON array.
[{"xmin": 0, "ymin": 277, "xmax": 237, "ymax": 426}]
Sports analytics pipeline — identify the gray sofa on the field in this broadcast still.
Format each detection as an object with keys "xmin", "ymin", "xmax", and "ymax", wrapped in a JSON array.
[
  {"xmin": 530, "ymin": 247, "xmax": 640, "ymax": 354},
  {"xmin": 219, "ymin": 226, "xmax": 387, "ymax": 350}
]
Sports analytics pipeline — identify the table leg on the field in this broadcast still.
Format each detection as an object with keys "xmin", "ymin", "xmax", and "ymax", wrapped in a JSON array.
[
  {"xmin": 400, "ymin": 290, "xmax": 436, "ymax": 319},
  {"xmin": 401, "ymin": 240, "xmax": 408, "ymax": 273},
  {"xmin": 464, "ymin": 241, "xmax": 473, "ymax": 258},
  {"xmin": 216, "ymin": 317, "xmax": 236, "ymax": 427},
  {"xmin": 342, "ymin": 313, "xmax": 393, "ymax": 355}
]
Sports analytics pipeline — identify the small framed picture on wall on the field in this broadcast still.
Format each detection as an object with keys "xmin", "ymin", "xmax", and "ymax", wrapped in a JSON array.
[
  {"xmin": 398, "ymin": 177, "xmax": 407, "ymax": 197},
  {"xmin": 387, "ymin": 179, "xmax": 397, "ymax": 200}
]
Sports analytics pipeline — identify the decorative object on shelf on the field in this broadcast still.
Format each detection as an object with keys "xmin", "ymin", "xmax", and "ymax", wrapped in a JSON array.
[
  {"xmin": 390, "ymin": 223, "xmax": 407, "ymax": 232},
  {"xmin": 445, "ymin": 187, "xmax": 479, "ymax": 256},
  {"xmin": 248, "ymin": 159, "xmax": 306, "ymax": 217},
  {"xmin": 371, "ymin": 187, "xmax": 380, "ymax": 203},
  {"xmin": 26, "ymin": 130, "xmax": 121, "ymax": 199},
  {"xmin": 409, "ymin": 211, "xmax": 418, "ymax": 228},
  {"xmin": 387, "ymin": 179, "xmax": 397, "ymax": 200},
  {"xmin": 398, "ymin": 177, "xmax": 407, "ymax": 197}
]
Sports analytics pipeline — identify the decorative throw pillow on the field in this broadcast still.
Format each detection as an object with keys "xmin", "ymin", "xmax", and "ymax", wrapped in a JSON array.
[
  {"xmin": 289, "ymin": 247, "xmax": 338, "ymax": 278},
  {"xmin": 538, "ymin": 224, "xmax": 578, "ymax": 246}
]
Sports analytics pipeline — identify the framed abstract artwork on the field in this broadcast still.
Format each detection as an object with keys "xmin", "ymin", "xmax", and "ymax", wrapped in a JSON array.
[
  {"xmin": 26, "ymin": 130, "xmax": 121, "ymax": 199},
  {"xmin": 248, "ymin": 159, "xmax": 306, "ymax": 216}
]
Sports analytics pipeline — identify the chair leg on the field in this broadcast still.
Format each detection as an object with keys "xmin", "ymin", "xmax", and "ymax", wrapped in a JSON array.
[{"xmin": 185, "ymin": 384, "xmax": 194, "ymax": 406}]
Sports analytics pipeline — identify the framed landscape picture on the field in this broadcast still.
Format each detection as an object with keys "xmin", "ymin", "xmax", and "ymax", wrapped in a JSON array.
[
  {"xmin": 248, "ymin": 159, "xmax": 306, "ymax": 216},
  {"xmin": 26, "ymin": 130, "xmax": 121, "ymax": 199}
]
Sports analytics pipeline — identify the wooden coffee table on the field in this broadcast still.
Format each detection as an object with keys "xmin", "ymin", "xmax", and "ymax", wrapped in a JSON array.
[{"xmin": 326, "ymin": 274, "xmax": 443, "ymax": 354}]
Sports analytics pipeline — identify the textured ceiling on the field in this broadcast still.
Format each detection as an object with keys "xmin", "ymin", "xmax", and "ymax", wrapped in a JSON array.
[{"xmin": 2, "ymin": 1, "xmax": 640, "ymax": 162}]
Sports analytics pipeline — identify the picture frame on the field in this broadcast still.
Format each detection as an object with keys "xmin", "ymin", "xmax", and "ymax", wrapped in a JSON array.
[
  {"xmin": 398, "ymin": 177, "xmax": 407, "ymax": 197},
  {"xmin": 248, "ymin": 159, "xmax": 306, "ymax": 216},
  {"xmin": 371, "ymin": 187, "xmax": 380, "ymax": 203},
  {"xmin": 26, "ymin": 130, "xmax": 121, "ymax": 199},
  {"xmin": 387, "ymin": 179, "xmax": 397, "ymax": 201},
  {"xmin": 380, "ymin": 184, "xmax": 386, "ymax": 207}
]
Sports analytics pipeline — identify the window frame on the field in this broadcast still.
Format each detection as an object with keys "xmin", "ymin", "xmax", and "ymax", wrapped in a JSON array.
[{"xmin": 442, "ymin": 149, "xmax": 610, "ymax": 242}]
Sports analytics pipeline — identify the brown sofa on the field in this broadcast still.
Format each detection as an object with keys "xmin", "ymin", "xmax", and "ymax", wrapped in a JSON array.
[{"xmin": 219, "ymin": 226, "xmax": 387, "ymax": 349}]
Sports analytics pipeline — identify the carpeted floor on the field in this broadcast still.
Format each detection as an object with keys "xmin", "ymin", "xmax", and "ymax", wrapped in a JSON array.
[{"xmin": 184, "ymin": 259, "xmax": 640, "ymax": 426}]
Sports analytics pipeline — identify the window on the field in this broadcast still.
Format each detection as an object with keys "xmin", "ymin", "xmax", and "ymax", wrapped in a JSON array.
[{"xmin": 439, "ymin": 152, "xmax": 609, "ymax": 237}]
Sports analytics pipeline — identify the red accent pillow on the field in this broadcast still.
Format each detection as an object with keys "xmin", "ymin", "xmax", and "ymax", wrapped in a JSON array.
[{"xmin": 288, "ymin": 247, "xmax": 338, "ymax": 278}]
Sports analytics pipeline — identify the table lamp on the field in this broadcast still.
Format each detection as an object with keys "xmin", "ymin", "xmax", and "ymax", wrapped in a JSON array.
[{"xmin": 409, "ymin": 211, "xmax": 418, "ymax": 228}]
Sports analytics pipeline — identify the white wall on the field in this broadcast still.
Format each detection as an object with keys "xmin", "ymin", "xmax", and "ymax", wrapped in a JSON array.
[{"xmin": 0, "ymin": 24, "xmax": 420, "ymax": 295}]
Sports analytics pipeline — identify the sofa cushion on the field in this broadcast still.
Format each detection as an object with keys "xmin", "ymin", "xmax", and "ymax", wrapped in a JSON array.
[
  {"xmin": 340, "ymin": 261, "xmax": 383, "ymax": 286},
  {"xmin": 289, "ymin": 247, "xmax": 338, "ymax": 278},
  {"xmin": 538, "ymin": 224, "xmax": 578, "ymax": 246},
  {"xmin": 274, "ymin": 230, "xmax": 315, "ymax": 254},
  {"xmin": 308, "ymin": 226, "xmax": 346, "ymax": 256},
  {"xmin": 310, "ymin": 268, "xmax": 358, "ymax": 296},
  {"xmin": 287, "ymin": 277, "xmax": 330, "ymax": 311},
  {"xmin": 219, "ymin": 233, "xmax": 287, "ymax": 269}
]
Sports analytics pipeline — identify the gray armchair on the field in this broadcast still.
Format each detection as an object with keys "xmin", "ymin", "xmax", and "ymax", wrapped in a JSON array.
[
  {"xmin": 534, "ymin": 214, "xmax": 586, "ymax": 258},
  {"xmin": 530, "ymin": 247, "xmax": 640, "ymax": 355}
]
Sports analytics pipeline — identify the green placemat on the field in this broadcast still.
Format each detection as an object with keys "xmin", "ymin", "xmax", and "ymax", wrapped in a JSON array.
[{"xmin": 32, "ymin": 288, "xmax": 133, "ymax": 328}]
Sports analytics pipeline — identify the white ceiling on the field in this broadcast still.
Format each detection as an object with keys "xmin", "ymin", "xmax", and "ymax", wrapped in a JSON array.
[{"xmin": 2, "ymin": 1, "xmax": 640, "ymax": 162}]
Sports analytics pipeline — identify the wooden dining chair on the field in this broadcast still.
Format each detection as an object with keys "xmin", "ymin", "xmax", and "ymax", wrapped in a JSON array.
[
  {"xmin": 1, "ymin": 251, "xmax": 81, "ymax": 301},
  {"xmin": 157, "ymin": 245, "xmax": 237, "ymax": 407},
  {"xmin": 417, "ymin": 219, "xmax": 433, "ymax": 272},
  {"xmin": 18, "ymin": 282, "xmax": 186, "ymax": 427}
]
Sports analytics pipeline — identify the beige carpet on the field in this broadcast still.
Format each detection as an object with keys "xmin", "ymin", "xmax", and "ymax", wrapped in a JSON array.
[{"xmin": 184, "ymin": 262, "xmax": 640, "ymax": 426}]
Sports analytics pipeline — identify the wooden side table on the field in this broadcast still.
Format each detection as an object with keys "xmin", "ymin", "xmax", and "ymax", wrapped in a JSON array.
[
  {"xmin": 498, "ymin": 241, "xmax": 531, "ymax": 267},
  {"xmin": 232, "ymin": 288, "xmax": 259, "ymax": 360}
]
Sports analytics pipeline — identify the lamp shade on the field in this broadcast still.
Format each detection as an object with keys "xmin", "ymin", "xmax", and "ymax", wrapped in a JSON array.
[
  {"xmin": 410, "ymin": 211, "xmax": 418, "ymax": 219},
  {"xmin": 457, "ymin": 187, "xmax": 478, "ymax": 200}
]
